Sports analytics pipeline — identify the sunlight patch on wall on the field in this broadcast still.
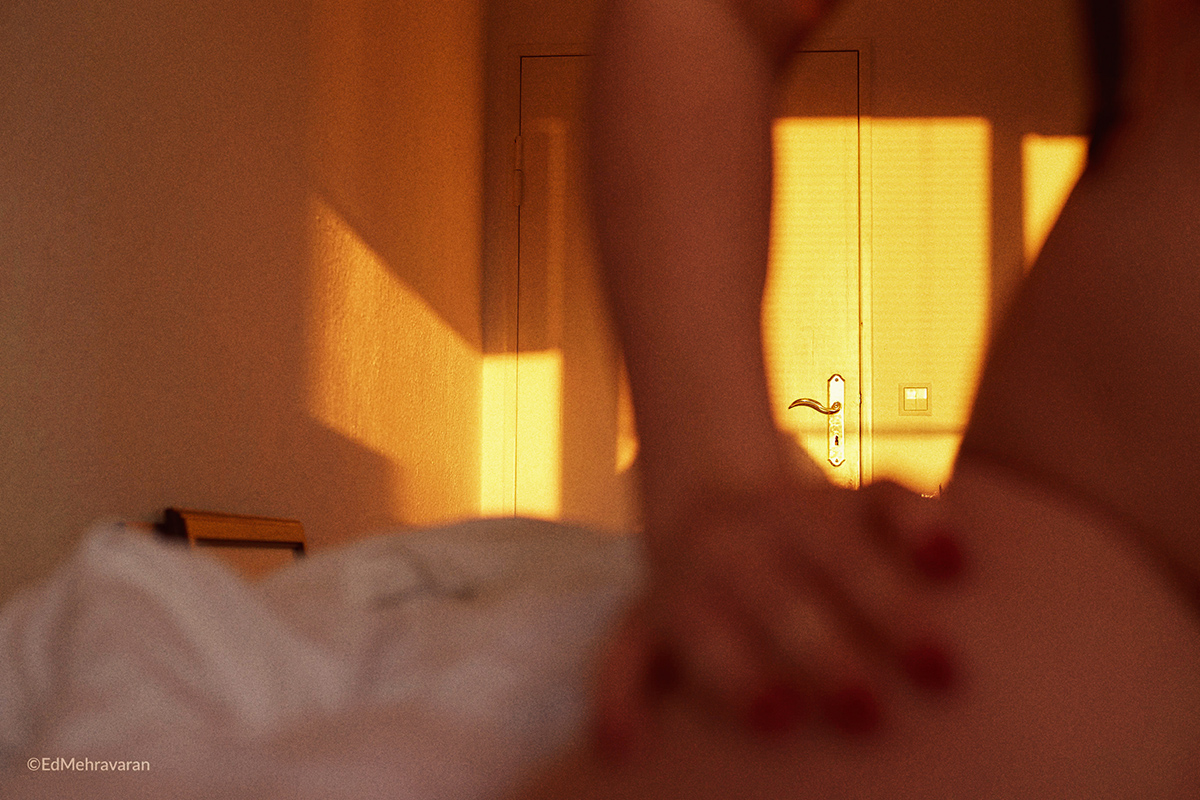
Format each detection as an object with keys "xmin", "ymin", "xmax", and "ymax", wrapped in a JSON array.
[
  {"xmin": 1023, "ymin": 134, "xmax": 1088, "ymax": 268},
  {"xmin": 514, "ymin": 350, "xmax": 563, "ymax": 519},
  {"xmin": 515, "ymin": 350, "xmax": 565, "ymax": 519},
  {"xmin": 765, "ymin": 118, "xmax": 858, "ymax": 400},
  {"xmin": 615, "ymin": 361, "xmax": 638, "ymax": 475},
  {"xmin": 480, "ymin": 354, "xmax": 517, "ymax": 516},
  {"xmin": 479, "ymin": 350, "xmax": 564, "ymax": 520},
  {"xmin": 764, "ymin": 116, "xmax": 860, "ymax": 484},
  {"xmin": 869, "ymin": 118, "xmax": 992, "ymax": 492},
  {"xmin": 307, "ymin": 196, "xmax": 480, "ymax": 524}
]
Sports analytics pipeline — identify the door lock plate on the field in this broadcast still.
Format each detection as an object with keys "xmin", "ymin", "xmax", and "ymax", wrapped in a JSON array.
[{"xmin": 827, "ymin": 374, "xmax": 845, "ymax": 467}]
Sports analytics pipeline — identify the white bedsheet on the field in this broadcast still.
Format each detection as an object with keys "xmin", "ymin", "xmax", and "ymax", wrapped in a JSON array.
[{"xmin": 0, "ymin": 518, "xmax": 641, "ymax": 799}]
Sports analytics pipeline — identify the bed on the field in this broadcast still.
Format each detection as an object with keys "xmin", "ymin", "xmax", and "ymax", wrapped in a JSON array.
[{"xmin": 0, "ymin": 512, "xmax": 641, "ymax": 799}]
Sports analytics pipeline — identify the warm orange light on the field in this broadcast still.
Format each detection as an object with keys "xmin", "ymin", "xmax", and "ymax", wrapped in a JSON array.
[
  {"xmin": 1023, "ymin": 133, "xmax": 1088, "ymax": 267},
  {"xmin": 480, "ymin": 353, "xmax": 518, "ymax": 516},
  {"xmin": 307, "ymin": 195, "xmax": 481, "ymax": 523},
  {"xmin": 765, "ymin": 117, "xmax": 860, "ymax": 485},
  {"xmin": 515, "ymin": 350, "xmax": 563, "ymax": 519},
  {"xmin": 869, "ymin": 118, "xmax": 992, "ymax": 492},
  {"xmin": 766, "ymin": 117, "xmax": 991, "ymax": 492},
  {"xmin": 479, "ymin": 349, "xmax": 563, "ymax": 519},
  {"xmin": 615, "ymin": 361, "xmax": 638, "ymax": 475}
]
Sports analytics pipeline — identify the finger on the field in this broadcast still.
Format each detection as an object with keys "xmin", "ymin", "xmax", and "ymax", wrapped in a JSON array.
[
  {"xmin": 591, "ymin": 603, "xmax": 664, "ymax": 761},
  {"xmin": 864, "ymin": 480, "xmax": 967, "ymax": 582},
  {"xmin": 819, "ymin": 555, "xmax": 958, "ymax": 695},
  {"xmin": 765, "ymin": 595, "xmax": 884, "ymax": 734},
  {"xmin": 685, "ymin": 554, "xmax": 881, "ymax": 736},
  {"xmin": 761, "ymin": 490, "xmax": 959, "ymax": 696},
  {"xmin": 652, "ymin": 579, "xmax": 809, "ymax": 736},
  {"xmin": 669, "ymin": 489, "xmax": 889, "ymax": 732},
  {"xmin": 813, "ymin": 530, "xmax": 959, "ymax": 695}
]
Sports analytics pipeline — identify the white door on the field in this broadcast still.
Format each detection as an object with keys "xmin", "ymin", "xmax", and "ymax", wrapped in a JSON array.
[
  {"xmin": 512, "ymin": 51, "xmax": 864, "ymax": 530},
  {"xmin": 765, "ymin": 50, "xmax": 862, "ymax": 488}
]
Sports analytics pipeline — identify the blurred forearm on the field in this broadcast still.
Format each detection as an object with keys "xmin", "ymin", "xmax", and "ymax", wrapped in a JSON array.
[{"xmin": 589, "ymin": 0, "xmax": 812, "ymax": 525}]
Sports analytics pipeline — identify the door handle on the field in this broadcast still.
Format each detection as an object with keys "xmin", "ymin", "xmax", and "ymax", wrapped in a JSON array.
[
  {"xmin": 788, "ymin": 375, "xmax": 845, "ymax": 467},
  {"xmin": 787, "ymin": 398, "xmax": 841, "ymax": 415}
]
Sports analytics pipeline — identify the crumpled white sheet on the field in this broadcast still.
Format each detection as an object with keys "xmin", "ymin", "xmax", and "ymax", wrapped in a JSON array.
[{"xmin": 0, "ymin": 518, "xmax": 641, "ymax": 799}]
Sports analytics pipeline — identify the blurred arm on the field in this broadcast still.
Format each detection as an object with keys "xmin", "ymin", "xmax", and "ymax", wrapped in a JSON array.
[{"xmin": 589, "ymin": 0, "xmax": 829, "ymax": 530}]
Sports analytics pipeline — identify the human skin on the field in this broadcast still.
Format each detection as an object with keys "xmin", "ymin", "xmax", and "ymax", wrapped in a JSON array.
[
  {"xmin": 578, "ymin": 0, "xmax": 1200, "ymax": 790},
  {"xmin": 586, "ymin": 0, "xmax": 962, "ymax": 747},
  {"xmin": 959, "ymin": 0, "xmax": 1200, "ymax": 610},
  {"xmin": 506, "ymin": 457, "xmax": 1200, "ymax": 798}
]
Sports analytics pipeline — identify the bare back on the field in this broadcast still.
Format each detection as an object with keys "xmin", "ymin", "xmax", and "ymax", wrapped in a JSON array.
[{"xmin": 508, "ymin": 457, "xmax": 1200, "ymax": 798}]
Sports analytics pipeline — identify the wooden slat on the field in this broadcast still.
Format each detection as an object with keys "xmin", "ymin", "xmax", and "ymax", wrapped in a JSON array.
[
  {"xmin": 157, "ymin": 508, "xmax": 306, "ymax": 579},
  {"xmin": 161, "ymin": 508, "xmax": 305, "ymax": 551}
]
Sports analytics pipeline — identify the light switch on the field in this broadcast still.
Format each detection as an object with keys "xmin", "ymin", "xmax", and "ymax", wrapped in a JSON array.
[{"xmin": 900, "ymin": 384, "xmax": 931, "ymax": 415}]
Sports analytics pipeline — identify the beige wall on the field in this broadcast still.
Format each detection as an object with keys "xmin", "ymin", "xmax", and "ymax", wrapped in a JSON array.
[
  {"xmin": 822, "ymin": 0, "xmax": 1091, "ymax": 492},
  {"xmin": 482, "ymin": 0, "xmax": 1093, "ymax": 497},
  {"xmin": 0, "ymin": 0, "xmax": 485, "ymax": 603},
  {"xmin": 0, "ymin": 0, "xmax": 1094, "ymax": 601}
]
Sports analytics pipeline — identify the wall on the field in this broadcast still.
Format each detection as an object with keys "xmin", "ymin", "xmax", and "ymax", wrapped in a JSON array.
[
  {"xmin": 0, "ymin": 0, "xmax": 484, "ymax": 603},
  {"xmin": 482, "ymin": 0, "xmax": 1093, "ymax": 497},
  {"xmin": 821, "ymin": 0, "xmax": 1091, "ymax": 490},
  {"xmin": 307, "ymin": 0, "xmax": 485, "ymax": 524}
]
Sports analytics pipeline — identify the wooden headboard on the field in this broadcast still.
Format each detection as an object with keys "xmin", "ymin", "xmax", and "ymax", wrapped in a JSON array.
[{"xmin": 157, "ymin": 508, "xmax": 306, "ymax": 579}]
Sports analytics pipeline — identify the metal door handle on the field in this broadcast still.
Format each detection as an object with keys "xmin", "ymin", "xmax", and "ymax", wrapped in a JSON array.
[
  {"xmin": 788, "ymin": 398, "xmax": 842, "ymax": 415},
  {"xmin": 788, "ymin": 375, "xmax": 845, "ymax": 467}
]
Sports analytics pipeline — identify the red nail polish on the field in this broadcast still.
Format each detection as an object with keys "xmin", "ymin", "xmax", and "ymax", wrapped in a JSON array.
[
  {"xmin": 746, "ymin": 683, "xmax": 808, "ymax": 736},
  {"xmin": 902, "ymin": 639, "xmax": 956, "ymax": 692},
  {"xmin": 822, "ymin": 681, "xmax": 882, "ymax": 736},
  {"xmin": 912, "ymin": 528, "xmax": 964, "ymax": 581}
]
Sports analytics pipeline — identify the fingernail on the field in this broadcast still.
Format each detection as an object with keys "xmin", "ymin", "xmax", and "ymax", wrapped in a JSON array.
[
  {"xmin": 902, "ymin": 639, "xmax": 956, "ymax": 692},
  {"xmin": 822, "ymin": 681, "xmax": 882, "ymax": 737},
  {"xmin": 912, "ymin": 527, "xmax": 965, "ymax": 581},
  {"xmin": 746, "ymin": 683, "xmax": 808, "ymax": 736},
  {"xmin": 593, "ymin": 717, "xmax": 633, "ymax": 763}
]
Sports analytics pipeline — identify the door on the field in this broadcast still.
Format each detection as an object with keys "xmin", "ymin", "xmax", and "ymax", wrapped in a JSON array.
[
  {"xmin": 514, "ymin": 55, "xmax": 636, "ymax": 530},
  {"xmin": 765, "ymin": 50, "xmax": 862, "ymax": 488},
  {"xmin": 512, "ymin": 50, "xmax": 863, "ymax": 530}
]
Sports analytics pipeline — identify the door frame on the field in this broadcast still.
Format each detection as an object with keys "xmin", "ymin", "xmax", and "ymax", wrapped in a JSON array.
[
  {"xmin": 779, "ymin": 41, "xmax": 876, "ymax": 486},
  {"xmin": 850, "ymin": 40, "xmax": 876, "ymax": 486},
  {"xmin": 482, "ymin": 40, "xmax": 876, "ymax": 509},
  {"xmin": 481, "ymin": 45, "xmax": 591, "ymax": 516}
]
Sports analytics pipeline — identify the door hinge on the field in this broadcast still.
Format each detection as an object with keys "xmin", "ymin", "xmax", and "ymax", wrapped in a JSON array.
[{"xmin": 512, "ymin": 135, "xmax": 524, "ymax": 207}]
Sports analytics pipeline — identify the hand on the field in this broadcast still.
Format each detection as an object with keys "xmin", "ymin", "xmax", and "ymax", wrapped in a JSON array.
[
  {"xmin": 592, "ymin": 477, "xmax": 965, "ymax": 758},
  {"xmin": 588, "ymin": 0, "xmax": 955, "ymax": 760}
]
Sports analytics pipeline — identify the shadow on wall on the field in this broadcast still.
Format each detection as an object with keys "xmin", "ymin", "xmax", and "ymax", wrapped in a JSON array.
[
  {"xmin": 310, "ymin": 0, "xmax": 483, "ymax": 350},
  {"xmin": 0, "ymin": 0, "xmax": 484, "ymax": 604}
]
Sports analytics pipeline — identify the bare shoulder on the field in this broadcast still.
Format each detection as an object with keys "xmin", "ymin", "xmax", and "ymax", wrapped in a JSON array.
[
  {"xmin": 960, "ymin": 100, "xmax": 1200, "ymax": 605},
  {"xmin": 509, "ymin": 458, "xmax": 1200, "ymax": 800}
]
